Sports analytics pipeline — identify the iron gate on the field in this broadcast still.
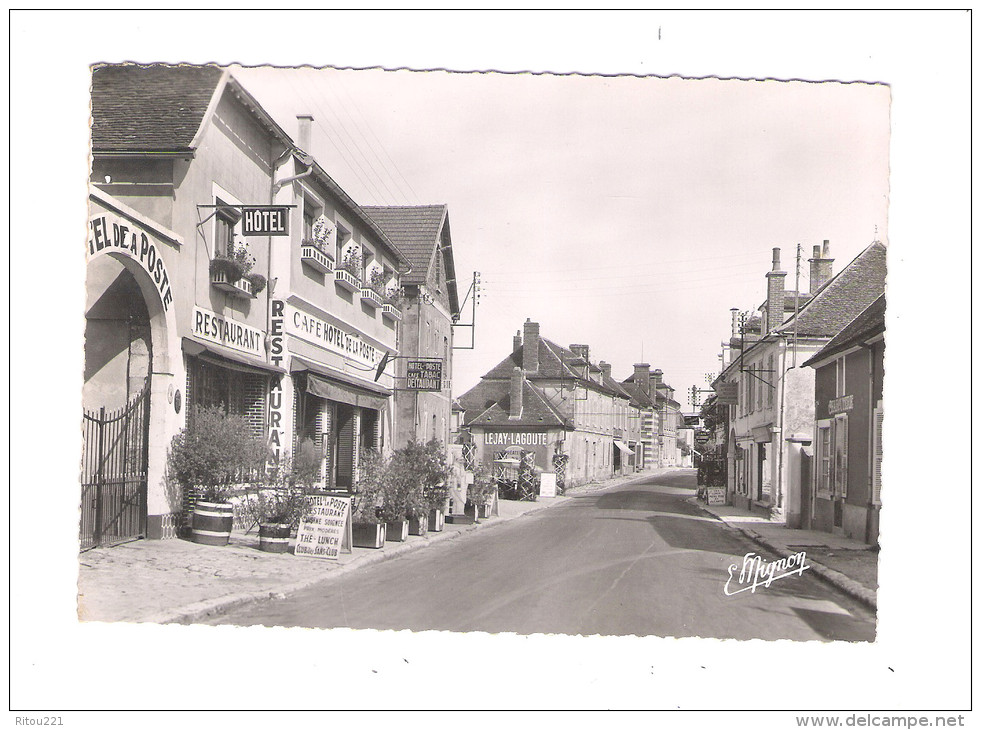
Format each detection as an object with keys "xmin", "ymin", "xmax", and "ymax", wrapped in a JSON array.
[{"xmin": 80, "ymin": 383, "xmax": 150, "ymax": 551}]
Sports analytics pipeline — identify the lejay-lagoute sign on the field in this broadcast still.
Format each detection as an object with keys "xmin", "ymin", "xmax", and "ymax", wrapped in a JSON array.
[{"xmin": 406, "ymin": 359, "xmax": 443, "ymax": 391}]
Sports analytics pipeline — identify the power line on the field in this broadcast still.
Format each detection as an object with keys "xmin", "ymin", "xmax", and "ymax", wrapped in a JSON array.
[
  {"xmin": 482, "ymin": 259, "xmax": 767, "ymax": 286},
  {"xmin": 479, "ymin": 249, "xmax": 766, "ymax": 276}
]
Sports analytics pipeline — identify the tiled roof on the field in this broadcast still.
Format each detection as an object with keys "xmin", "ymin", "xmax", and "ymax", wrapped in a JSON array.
[
  {"xmin": 619, "ymin": 380, "xmax": 655, "ymax": 409},
  {"xmin": 778, "ymin": 242, "xmax": 887, "ymax": 338},
  {"xmin": 91, "ymin": 64, "xmax": 224, "ymax": 152},
  {"xmin": 362, "ymin": 206, "xmax": 446, "ymax": 285},
  {"xmin": 803, "ymin": 295, "xmax": 886, "ymax": 367},
  {"xmin": 458, "ymin": 377, "xmax": 570, "ymax": 428}
]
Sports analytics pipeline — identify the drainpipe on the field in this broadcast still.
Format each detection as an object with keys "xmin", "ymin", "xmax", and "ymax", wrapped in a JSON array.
[
  {"xmin": 272, "ymin": 153, "xmax": 315, "ymax": 192},
  {"xmin": 776, "ymin": 336, "xmax": 787, "ymax": 518}
]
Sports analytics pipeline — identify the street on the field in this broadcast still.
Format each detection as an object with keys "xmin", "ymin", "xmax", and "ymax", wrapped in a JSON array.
[{"xmin": 203, "ymin": 470, "xmax": 876, "ymax": 641}]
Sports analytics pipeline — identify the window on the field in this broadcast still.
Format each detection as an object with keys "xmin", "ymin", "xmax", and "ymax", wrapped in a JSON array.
[
  {"xmin": 336, "ymin": 222, "xmax": 352, "ymax": 265},
  {"xmin": 188, "ymin": 358, "xmax": 267, "ymax": 441},
  {"xmin": 767, "ymin": 355, "xmax": 774, "ymax": 408},
  {"xmin": 215, "ymin": 204, "xmax": 239, "ymax": 257},
  {"xmin": 817, "ymin": 419, "xmax": 832, "ymax": 494}
]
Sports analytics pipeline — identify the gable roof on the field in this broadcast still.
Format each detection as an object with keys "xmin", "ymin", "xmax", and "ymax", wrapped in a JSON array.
[
  {"xmin": 803, "ymin": 295, "xmax": 886, "ymax": 368},
  {"xmin": 91, "ymin": 64, "xmax": 225, "ymax": 154},
  {"xmin": 457, "ymin": 377, "xmax": 570, "ymax": 428},
  {"xmin": 363, "ymin": 205, "xmax": 461, "ymax": 316},
  {"xmin": 777, "ymin": 241, "xmax": 887, "ymax": 338},
  {"xmin": 619, "ymin": 380, "xmax": 655, "ymax": 409}
]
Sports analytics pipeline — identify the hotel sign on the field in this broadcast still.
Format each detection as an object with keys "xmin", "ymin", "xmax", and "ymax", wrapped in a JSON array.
[
  {"xmin": 284, "ymin": 303, "xmax": 384, "ymax": 368},
  {"xmin": 828, "ymin": 394, "xmax": 854, "ymax": 415},
  {"xmin": 406, "ymin": 359, "xmax": 443, "ymax": 391},
  {"xmin": 88, "ymin": 211, "xmax": 174, "ymax": 311},
  {"xmin": 241, "ymin": 206, "xmax": 290, "ymax": 236},
  {"xmin": 192, "ymin": 306, "xmax": 264, "ymax": 358}
]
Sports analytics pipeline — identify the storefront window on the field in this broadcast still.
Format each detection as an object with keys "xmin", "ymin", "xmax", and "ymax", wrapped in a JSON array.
[{"xmin": 187, "ymin": 358, "xmax": 266, "ymax": 440}]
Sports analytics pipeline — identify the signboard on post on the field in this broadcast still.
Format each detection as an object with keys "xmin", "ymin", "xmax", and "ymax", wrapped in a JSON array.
[
  {"xmin": 294, "ymin": 495, "xmax": 352, "ymax": 560},
  {"xmin": 242, "ymin": 206, "xmax": 290, "ymax": 236},
  {"xmin": 539, "ymin": 472, "xmax": 557, "ymax": 498},
  {"xmin": 406, "ymin": 359, "xmax": 443, "ymax": 391}
]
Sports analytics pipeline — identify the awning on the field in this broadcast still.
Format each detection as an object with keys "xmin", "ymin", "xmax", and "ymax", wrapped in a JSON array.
[
  {"xmin": 614, "ymin": 440, "xmax": 635, "ymax": 456},
  {"xmin": 183, "ymin": 337, "xmax": 286, "ymax": 375},
  {"xmin": 292, "ymin": 356, "xmax": 390, "ymax": 411}
]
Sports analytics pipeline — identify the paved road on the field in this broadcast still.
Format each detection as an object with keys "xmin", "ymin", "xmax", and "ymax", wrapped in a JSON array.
[{"xmin": 204, "ymin": 470, "xmax": 876, "ymax": 641}]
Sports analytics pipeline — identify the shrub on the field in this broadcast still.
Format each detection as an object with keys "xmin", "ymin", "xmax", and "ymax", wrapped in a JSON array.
[
  {"xmin": 352, "ymin": 448, "xmax": 386, "ymax": 524},
  {"xmin": 466, "ymin": 463, "xmax": 495, "ymax": 508},
  {"xmin": 168, "ymin": 405, "xmax": 269, "ymax": 503}
]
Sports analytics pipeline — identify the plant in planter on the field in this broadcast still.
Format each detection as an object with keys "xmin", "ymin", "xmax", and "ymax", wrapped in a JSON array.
[
  {"xmin": 340, "ymin": 246, "xmax": 363, "ymax": 278},
  {"xmin": 466, "ymin": 463, "xmax": 496, "ymax": 521},
  {"xmin": 242, "ymin": 440, "xmax": 319, "ymax": 553},
  {"xmin": 350, "ymin": 448, "xmax": 386, "ymax": 548},
  {"xmin": 168, "ymin": 405, "xmax": 269, "ymax": 546},
  {"xmin": 245, "ymin": 272, "xmax": 267, "ymax": 295},
  {"xmin": 421, "ymin": 438, "xmax": 450, "ymax": 532},
  {"xmin": 209, "ymin": 245, "xmax": 255, "ymax": 284},
  {"xmin": 378, "ymin": 447, "xmax": 417, "ymax": 543},
  {"xmin": 368, "ymin": 267, "xmax": 388, "ymax": 296}
]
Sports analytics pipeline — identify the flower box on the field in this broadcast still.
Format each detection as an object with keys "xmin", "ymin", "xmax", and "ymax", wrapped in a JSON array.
[
  {"xmin": 211, "ymin": 270, "xmax": 255, "ymax": 299},
  {"xmin": 381, "ymin": 303, "xmax": 402, "ymax": 321},
  {"xmin": 360, "ymin": 288, "xmax": 385, "ymax": 309},
  {"xmin": 334, "ymin": 268, "xmax": 361, "ymax": 293},
  {"xmin": 385, "ymin": 519, "xmax": 409, "ymax": 542},
  {"xmin": 300, "ymin": 242, "xmax": 334, "ymax": 274},
  {"xmin": 352, "ymin": 522, "xmax": 386, "ymax": 549},
  {"xmin": 427, "ymin": 508, "xmax": 444, "ymax": 532},
  {"xmin": 408, "ymin": 515, "xmax": 429, "ymax": 536}
]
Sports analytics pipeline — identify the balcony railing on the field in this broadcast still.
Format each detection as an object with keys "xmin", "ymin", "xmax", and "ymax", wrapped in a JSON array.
[
  {"xmin": 300, "ymin": 242, "xmax": 335, "ymax": 274},
  {"xmin": 381, "ymin": 303, "xmax": 402, "ymax": 321},
  {"xmin": 210, "ymin": 270, "xmax": 255, "ymax": 299},
  {"xmin": 334, "ymin": 268, "xmax": 362, "ymax": 293},
  {"xmin": 360, "ymin": 287, "xmax": 384, "ymax": 309}
]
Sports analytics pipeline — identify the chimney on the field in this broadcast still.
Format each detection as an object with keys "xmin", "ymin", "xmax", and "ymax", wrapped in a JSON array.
[
  {"xmin": 653, "ymin": 368, "xmax": 663, "ymax": 389},
  {"xmin": 633, "ymin": 363, "xmax": 651, "ymax": 395},
  {"xmin": 766, "ymin": 247, "xmax": 787, "ymax": 332},
  {"xmin": 522, "ymin": 319, "xmax": 539, "ymax": 373},
  {"xmin": 570, "ymin": 344, "xmax": 590, "ymax": 361},
  {"xmin": 513, "ymin": 329, "xmax": 522, "ymax": 352},
  {"xmin": 730, "ymin": 308, "xmax": 740, "ymax": 338},
  {"xmin": 509, "ymin": 367, "xmax": 523, "ymax": 419},
  {"xmin": 808, "ymin": 239, "xmax": 835, "ymax": 294},
  {"xmin": 599, "ymin": 361, "xmax": 613, "ymax": 382},
  {"xmin": 297, "ymin": 114, "xmax": 314, "ymax": 152}
]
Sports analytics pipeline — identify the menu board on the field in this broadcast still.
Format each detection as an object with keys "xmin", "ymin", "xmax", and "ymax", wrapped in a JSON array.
[{"xmin": 294, "ymin": 495, "xmax": 351, "ymax": 560}]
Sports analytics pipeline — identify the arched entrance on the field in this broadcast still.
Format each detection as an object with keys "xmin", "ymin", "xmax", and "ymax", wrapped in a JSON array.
[{"xmin": 82, "ymin": 200, "xmax": 180, "ymax": 548}]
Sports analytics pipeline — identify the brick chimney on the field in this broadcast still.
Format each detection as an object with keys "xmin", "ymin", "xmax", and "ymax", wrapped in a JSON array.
[
  {"xmin": 570, "ymin": 344, "xmax": 590, "ymax": 362},
  {"xmin": 633, "ymin": 363, "xmax": 651, "ymax": 395},
  {"xmin": 731, "ymin": 308, "xmax": 740, "ymax": 338},
  {"xmin": 599, "ymin": 361, "xmax": 612, "ymax": 382},
  {"xmin": 766, "ymin": 247, "xmax": 787, "ymax": 332},
  {"xmin": 809, "ymin": 240, "xmax": 834, "ymax": 294},
  {"xmin": 297, "ymin": 114, "xmax": 314, "ymax": 152},
  {"xmin": 522, "ymin": 319, "xmax": 539, "ymax": 373},
  {"xmin": 513, "ymin": 329, "xmax": 522, "ymax": 352},
  {"xmin": 509, "ymin": 367, "xmax": 523, "ymax": 419},
  {"xmin": 653, "ymin": 368, "xmax": 663, "ymax": 389}
]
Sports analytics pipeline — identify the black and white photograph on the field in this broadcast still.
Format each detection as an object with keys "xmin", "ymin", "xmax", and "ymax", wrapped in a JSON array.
[{"xmin": 8, "ymin": 9, "xmax": 972, "ymax": 724}]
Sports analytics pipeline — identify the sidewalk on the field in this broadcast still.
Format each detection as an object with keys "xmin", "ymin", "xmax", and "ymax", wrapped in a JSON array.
[
  {"xmin": 77, "ymin": 469, "xmax": 658, "ymax": 625},
  {"xmin": 690, "ymin": 498, "xmax": 878, "ymax": 611}
]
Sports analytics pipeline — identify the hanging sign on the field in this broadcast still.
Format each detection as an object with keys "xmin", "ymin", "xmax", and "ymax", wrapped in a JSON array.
[
  {"xmin": 241, "ymin": 206, "xmax": 290, "ymax": 236},
  {"xmin": 715, "ymin": 382, "xmax": 738, "ymax": 405},
  {"xmin": 294, "ymin": 495, "xmax": 352, "ymax": 560},
  {"xmin": 406, "ymin": 359, "xmax": 443, "ymax": 390}
]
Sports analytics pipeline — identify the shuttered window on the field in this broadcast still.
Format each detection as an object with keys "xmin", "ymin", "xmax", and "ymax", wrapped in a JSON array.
[
  {"xmin": 817, "ymin": 420, "xmax": 832, "ymax": 495},
  {"xmin": 872, "ymin": 405, "xmax": 883, "ymax": 505},
  {"xmin": 335, "ymin": 404, "xmax": 355, "ymax": 489}
]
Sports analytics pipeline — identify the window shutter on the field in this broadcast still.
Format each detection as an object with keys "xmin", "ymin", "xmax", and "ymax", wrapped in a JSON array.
[
  {"xmin": 872, "ymin": 406, "xmax": 883, "ymax": 504},
  {"xmin": 335, "ymin": 407, "xmax": 355, "ymax": 489},
  {"xmin": 836, "ymin": 414, "xmax": 849, "ymax": 498}
]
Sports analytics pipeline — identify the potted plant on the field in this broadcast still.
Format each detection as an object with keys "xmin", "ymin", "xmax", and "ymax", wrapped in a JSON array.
[
  {"xmin": 248, "ymin": 439, "xmax": 319, "ymax": 553},
  {"xmin": 465, "ymin": 464, "xmax": 496, "ymax": 522},
  {"xmin": 245, "ymin": 272, "xmax": 267, "ymax": 295},
  {"xmin": 168, "ymin": 405, "xmax": 269, "ymax": 546},
  {"xmin": 368, "ymin": 267, "xmax": 388, "ymax": 296},
  {"xmin": 379, "ymin": 447, "xmax": 415, "ymax": 543},
  {"xmin": 351, "ymin": 448, "xmax": 386, "ymax": 548},
  {"xmin": 209, "ymin": 245, "xmax": 254, "ymax": 284},
  {"xmin": 340, "ymin": 246, "xmax": 362, "ymax": 279},
  {"xmin": 422, "ymin": 439, "xmax": 450, "ymax": 532}
]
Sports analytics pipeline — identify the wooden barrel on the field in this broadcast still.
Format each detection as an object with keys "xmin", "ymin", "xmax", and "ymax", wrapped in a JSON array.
[
  {"xmin": 190, "ymin": 501, "xmax": 233, "ymax": 546},
  {"xmin": 259, "ymin": 523, "xmax": 291, "ymax": 553}
]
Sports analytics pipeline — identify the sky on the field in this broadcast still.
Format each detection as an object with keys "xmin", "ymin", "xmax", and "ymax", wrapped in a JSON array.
[
  {"xmin": 7, "ymin": 9, "xmax": 972, "ymax": 717},
  {"xmin": 232, "ymin": 65, "xmax": 890, "ymax": 406}
]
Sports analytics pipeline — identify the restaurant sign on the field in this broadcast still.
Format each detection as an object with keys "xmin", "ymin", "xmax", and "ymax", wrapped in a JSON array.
[
  {"xmin": 406, "ymin": 359, "xmax": 443, "ymax": 391},
  {"xmin": 241, "ymin": 206, "xmax": 290, "ymax": 236},
  {"xmin": 192, "ymin": 306, "xmax": 264, "ymax": 358},
  {"xmin": 294, "ymin": 495, "xmax": 351, "ymax": 560},
  {"xmin": 828, "ymin": 394, "xmax": 854, "ymax": 415}
]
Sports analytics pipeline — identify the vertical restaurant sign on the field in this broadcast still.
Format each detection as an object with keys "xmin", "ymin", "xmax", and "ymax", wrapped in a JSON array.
[
  {"xmin": 284, "ymin": 303, "xmax": 383, "ymax": 368},
  {"xmin": 192, "ymin": 305, "xmax": 264, "ymax": 358},
  {"xmin": 87, "ymin": 211, "xmax": 174, "ymax": 311},
  {"xmin": 294, "ymin": 495, "xmax": 351, "ymax": 560},
  {"xmin": 268, "ymin": 299, "xmax": 287, "ymax": 464}
]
